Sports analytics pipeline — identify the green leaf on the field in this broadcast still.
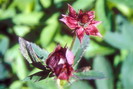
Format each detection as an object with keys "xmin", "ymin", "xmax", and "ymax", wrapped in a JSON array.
[
  {"xmin": 13, "ymin": 12, "xmax": 43, "ymax": 25},
  {"xmin": 72, "ymin": 0, "xmax": 95, "ymax": 10},
  {"xmin": 10, "ymin": 0, "xmax": 35, "ymax": 13},
  {"xmin": 72, "ymin": 34, "xmax": 90, "ymax": 68},
  {"xmin": 93, "ymin": 56, "xmax": 114, "ymax": 89},
  {"xmin": 0, "ymin": 35, "xmax": 9, "ymax": 57},
  {"xmin": 67, "ymin": 81, "xmax": 93, "ymax": 89},
  {"xmin": 121, "ymin": 51, "xmax": 133, "ymax": 89},
  {"xmin": 74, "ymin": 70, "xmax": 105, "ymax": 80},
  {"xmin": 104, "ymin": 15, "xmax": 133, "ymax": 50},
  {"xmin": 9, "ymin": 81, "xmax": 23, "ymax": 89},
  {"xmin": 23, "ymin": 70, "xmax": 51, "ymax": 82},
  {"xmin": 84, "ymin": 40, "xmax": 115, "ymax": 59},
  {"xmin": 13, "ymin": 25, "xmax": 30, "ymax": 37},
  {"xmin": 40, "ymin": 13, "xmax": 59, "ymax": 48},
  {"xmin": 40, "ymin": 0, "xmax": 51, "ymax": 8},
  {"xmin": 19, "ymin": 37, "xmax": 49, "ymax": 70},
  {"xmin": 108, "ymin": 0, "xmax": 133, "ymax": 8},
  {"xmin": 96, "ymin": 0, "xmax": 112, "ymax": 31},
  {"xmin": 27, "ymin": 78, "xmax": 58, "ymax": 89}
]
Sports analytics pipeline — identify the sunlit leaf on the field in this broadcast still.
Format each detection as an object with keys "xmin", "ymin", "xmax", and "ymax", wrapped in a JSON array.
[
  {"xmin": 96, "ymin": 0, "xmax": 112, "ymax": 31},
  {"xmin": 9, "ymin": 81, "xmax": 23, "ymax": 89},
  {"xmin": 40, "ymin": 13, "xmax": 59, "ymax": 48},
  {"xmin": 13, "ymin": 25, "xmax": 30, "ymax": 37},
  {"xmin": 13, "ymin": 12, "xmax": 43, "ymax": 25}
]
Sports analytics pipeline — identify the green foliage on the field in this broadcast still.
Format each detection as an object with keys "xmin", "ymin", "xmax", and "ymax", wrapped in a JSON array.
[
  {"xmin": 74, "ymin": 70, "xmax": 105, "ymax": 80},
  {"xmin": 93, "ymin": 56, "xmax": 114, "ymax": 89},
  {"xmin": 0, "ymin": 0, "xmax": 133, "ymax": 89},
  {"xmin": 71, "ymin": 34, "xmax": 90, "ymax": 68},
  {"xmin": 121, "ymin": 51, "xmax": 133, "ymax": 89}
]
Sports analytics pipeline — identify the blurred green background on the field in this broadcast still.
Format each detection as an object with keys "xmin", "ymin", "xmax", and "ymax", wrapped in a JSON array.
[{"xmin": 0, "ymin": 0, "xmax": 133, "ymax": 89}]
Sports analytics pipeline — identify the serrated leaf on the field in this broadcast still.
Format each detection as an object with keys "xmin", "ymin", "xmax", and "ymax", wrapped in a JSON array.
[
  {"xmin": 121, "ymin": 51, "xmax": 133, "ymax": 89},
  {"xmin": 18, "ymin": 37, "xmax": 49, "ymax": 70},
  {"xmin": 93, "ymin": 56, "xmax": 114, "ymax": 89},
  {"xmin": 72, "ymin": 34, "xmax": 90, "ymax": 68},
  {"xmin": 74, "ymin": 70, "xmax": 105, "ymax": 80},
  {"xmin": 23, "ymin": 70, "xmax": 51, "ymax": 82}
]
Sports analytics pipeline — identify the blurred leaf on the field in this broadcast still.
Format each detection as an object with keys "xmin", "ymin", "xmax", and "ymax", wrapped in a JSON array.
[
  {"xmin": 54, "ymin": 33, "xmax": 72, "ymax": 47},
  {"xmin": 67, "ymin": 81, "xmax": 93, "ymax": 89},
  {"xmin": 72, "ymin": 0, "xmax": 95, "ymax": 10},
  {"xmin": 40, "ymin": 0, "xmax": 51, "ymax": 8},
  {"xmin": 0, "ymin": 35, "xmax": 9, "ymax": 57},
  {"xmin": 23, "ymin": 70, "xmax": 51, "ymax": 82},
  {"xmin": 96, "ymin": 0, "xmax": 112, "ymax": 31},
  {"xmin": 40, "ymin": 13, "xmax": 59, "ymax": 48},
  {"xmin": 13, "ymin": 12, "xmax": 43, "ymax": 25},
  {"xmin": 121, "ymin": 51, "xmax": 133, "ymax": 89},
  {"xmin": 0, "ymin": 84, "xmax": 6, "ymax": 89},
  {"xmin": 104, "ymin": 15, "xmax": 133, "ymax": 50},
  {"xmin": 0, "ymin": 63, "xmax": 9, "ymax": 80},
  {"xmin": 93, "ymin": 56, "xmax": 114, "ymax": 89},
  {"xmin": 72, "ymin": 34, "xmax": 89, "ymax": 68},
  {"xmin": 16, "ymin": 50, "xmax": 28, "ymax": 80},
  {"xmin": 108, "ymin": 0, "xmax": 133, "ymax": 8},
  {"xmin": 27, "ymin": 78, "xmax": 57, "ymax": 89},
  {"xmin": 13, "ymin": 25, "xmax": 30, "ymax": 37},
  {"xmin": 74, "ymin": 70, "xmax": 105, "ymax": 80},
  {"xmin": 84, "ymin": 40, "xmax": 115, "ymax": 58},
  {"xmin": 19, "ymin": 37, "xmax": 49, "ymax": 70},
  {"xmin": 0, "ymin": 9, "xmax": 16, "ymax": 20},
  {"xmin": 9, "ymin": 81, "xmax": 23, "ymax": 89},
  {"xmin": 10, "ymin": 0, "xmax": 35, "ymax": 13}
]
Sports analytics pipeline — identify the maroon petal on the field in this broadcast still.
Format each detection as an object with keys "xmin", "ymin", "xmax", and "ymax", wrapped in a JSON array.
[
  {"xmin": 68, "ymin": 4, "xmax": 77, "ymax": 18},
  {"xmin": 76, "ymin": 27, "xmax": 85, "ymax": 43},
  {"xmin": 87, "ymin": 11, "xmax": 95, "ymax": 19},
  {"xmin": 85, "ymin": 25, "xmax": 102, "ymax": 37},
  {"xmin": 60, "ymin": 15, "xmax": 78, "ymax": 29},
  {"xmin": 90, "ymin": 20, "xmax": 102, "ymax": 26},
  {"xmin": 66, "ymin": 49, "xmax": 74, "ymax": 65}
]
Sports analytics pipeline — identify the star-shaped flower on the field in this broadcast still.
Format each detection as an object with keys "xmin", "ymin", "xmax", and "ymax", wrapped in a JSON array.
[{"xmin": 60, "ymin": 4, "xmax": 102, "ymax": 42}]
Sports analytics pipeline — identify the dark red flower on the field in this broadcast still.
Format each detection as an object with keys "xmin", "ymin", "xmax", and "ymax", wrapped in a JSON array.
[
  {"xmin": 60, "ymin": 4, "xmax": 102, "ymax": 42},
  {"xmin": 46, "ymin": 45, "xmax": 74, "ymax": 80}
]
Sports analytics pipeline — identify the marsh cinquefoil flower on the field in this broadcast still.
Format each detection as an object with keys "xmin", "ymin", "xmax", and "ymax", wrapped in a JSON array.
[
  {"xmin": 46, "ymin": 45, "xmax": 74, "ymax": 80},
  {"xmin": 60, "ymin": 4, "xmax": 102, "ymax": 42}
]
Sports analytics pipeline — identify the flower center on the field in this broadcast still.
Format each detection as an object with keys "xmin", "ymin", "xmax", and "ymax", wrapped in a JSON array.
[{"xmin": 81, "ymin": 14, "xmax": 89, "ymax": 24}]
